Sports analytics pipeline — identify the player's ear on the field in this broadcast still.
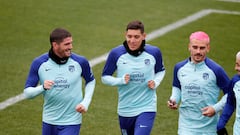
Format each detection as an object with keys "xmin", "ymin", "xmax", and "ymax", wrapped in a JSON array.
[
  {"xmin": 143, "ymin": 32, "xmax": 146, "ymax": 38},
  {"xmin": 207, "ymin": 44, "xmax": 210, "ymax": 53},
  {"xmin": 52, "ymin": 42, "xmax": 58, "ymax": 48}
]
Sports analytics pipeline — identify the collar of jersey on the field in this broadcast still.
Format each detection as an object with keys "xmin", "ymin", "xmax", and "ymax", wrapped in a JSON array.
[
  {"xmin": 48, "ymin": 48, "xmax": 69, "ymax": 65},
  {"xmin": 123, "ymin": 40, "xmax": 145, "ymax": 57}
]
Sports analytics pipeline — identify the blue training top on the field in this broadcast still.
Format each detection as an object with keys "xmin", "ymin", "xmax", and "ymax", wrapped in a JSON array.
[
  {"xmin": 217, "ymin": 74, "xmax": 240, "ymax": 134},
  {"xmin": 170, "ymin": 57, "xmax": 230, "ymax": 133},
  {"xmin": 102, "ymin": 44, "xmax": 165, "ymax": 117},
  {"xmin": 24, "ymin": 53, "xmax": 95, "ymax": 125}
]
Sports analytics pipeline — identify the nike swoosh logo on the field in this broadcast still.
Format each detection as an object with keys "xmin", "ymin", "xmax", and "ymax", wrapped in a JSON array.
[
  {"xmin": 140, "ymin": 125, "xmax": 148, "ymax": 128},
  {"xmin": 45, "ymin": 69, "xmax": 51, "ymax": 71}
]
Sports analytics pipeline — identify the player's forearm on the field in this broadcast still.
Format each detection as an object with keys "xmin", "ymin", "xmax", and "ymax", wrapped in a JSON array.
[
  {"xmin": 80, "ymin": 79, "xmax": 96, "ymax": 110},
  {"xmin": 170, "ymin": 86, "xmax": 181, "ymax": 104},
  {"xmin": 213, "ymin": 94, "xmax": 227, "ymax": 113},
  {"xmin": 23, "ymin": 85, "xmax": 45, "ymax": 99},
  {"xmin": 153, "ymin": 70, "xmax": 165, "ymax": 89},
  {"xmin": 101, "ymin": 75, "xmax": 126, "ymax": 86}
]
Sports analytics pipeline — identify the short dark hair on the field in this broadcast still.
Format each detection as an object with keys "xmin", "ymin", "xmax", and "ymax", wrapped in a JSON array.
[
  {"xmin": 50, "ymin": 28, "xmax": 72, "ymax": 45},
  {"xmin": 126, "ymin": 20, "xmax": 144, "ymax": 33}
]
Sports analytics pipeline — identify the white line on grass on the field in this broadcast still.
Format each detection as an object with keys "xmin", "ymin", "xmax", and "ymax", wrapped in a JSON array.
[
  {"xmin": 218, "ymin": 0, "xmax": 240, "ymax": 3},
  {"xmin": 0, "ymin": 94, "xmax": 25, "ymax": 110},
  {"xmin": 1, "ymin": 9, "xmax": 240, "ymax": 110}
]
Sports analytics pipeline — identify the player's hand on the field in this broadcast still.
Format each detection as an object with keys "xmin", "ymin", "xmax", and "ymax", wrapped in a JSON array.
[
  {"xmin": 217, "ymin": 127, "xmax": 228, "ymax": 135},
  {"xmin": 147, "ymin": 80, "xmax": 155, "ymax": 89},
  {"xmin": 124, "ymin": 74, "xmax": 130, "ymax": 84},
  {"xmin": 75, "ymin": 104, "xmax": 87, "ymax": 113},
  {"xmin": 167, "ymin": 99, "xmax": 178, "ymax": 109},
  {"xmin": 43, "ymin": 80, "xmax": 55, "ymax": 90},
  {"xmin": 202, "ymin": 106, "xmax": 215, "ymax": 117}
]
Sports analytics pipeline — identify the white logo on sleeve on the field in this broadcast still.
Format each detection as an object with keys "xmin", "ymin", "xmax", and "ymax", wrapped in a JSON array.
[{"xmin": 140, "ymin": 125, "xmax": 148, "ymax": 128}]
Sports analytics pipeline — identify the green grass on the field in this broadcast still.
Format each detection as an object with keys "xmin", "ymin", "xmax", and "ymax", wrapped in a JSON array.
[{"xmin": 0, "ymin": 0, "xmax": 240, "ymax": 134}]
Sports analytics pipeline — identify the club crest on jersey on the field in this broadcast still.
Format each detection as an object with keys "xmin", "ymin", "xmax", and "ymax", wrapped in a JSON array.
[
  {"xmin": 68, "ymin": 65, "xmax": 75, "ymax": 72},
  {"xmin": 144, "ymin": 59, "xmax": 150, "ymax": 65},
  {"xmin": 202, "ymin": 73, "xmax": 209, "ymax": 80}
]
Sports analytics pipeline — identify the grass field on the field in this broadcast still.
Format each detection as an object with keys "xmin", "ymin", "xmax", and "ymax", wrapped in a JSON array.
[{"xmin": 0, "ymin": 0, "xmax": 240, "ymax": 134}]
